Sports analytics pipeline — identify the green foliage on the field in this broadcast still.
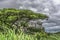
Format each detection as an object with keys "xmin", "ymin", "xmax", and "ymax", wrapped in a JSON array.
[
  {"xmin": 0, "ymin": 8, "xmax": 50, "ymax": 40},
  {"xmin": 7, "ymin": 16, "xmax": 17, "ymax": 22},
  {"xmin": 0, "ymin": 29, "xmax": 59, "ymax": 40},
  {"xmin": 27, "ymin": 27, "xmax": 42, "ymax": 32},
  {"xmin": 0, "ymin": 8, "xmax": 48, "ymax": 33}
]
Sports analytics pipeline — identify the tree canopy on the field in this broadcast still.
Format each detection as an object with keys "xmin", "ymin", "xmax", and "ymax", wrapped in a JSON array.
[{"xmin": 0, "ymin": 8, "xmax": 48, "ymax": 33}]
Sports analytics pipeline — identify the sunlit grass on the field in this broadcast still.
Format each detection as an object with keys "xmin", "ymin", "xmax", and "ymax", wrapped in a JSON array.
[{"xmin": 0, "ymin": 29, "xmax": 60, "ymax": 40}]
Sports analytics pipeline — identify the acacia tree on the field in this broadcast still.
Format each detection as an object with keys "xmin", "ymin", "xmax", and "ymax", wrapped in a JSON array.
[{"xmin": 0, "ymin": 8, "xmax": 48, "ymax": 33}]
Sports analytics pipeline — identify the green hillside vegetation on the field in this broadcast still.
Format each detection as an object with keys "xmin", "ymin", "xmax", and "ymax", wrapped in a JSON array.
[
  {"xmin": 0, "ymin": 8, "xmax": 59, "ymax": 40},
  {"xmin": 0, "ymin": 8, "xmax": 48, "ymax": 33}
]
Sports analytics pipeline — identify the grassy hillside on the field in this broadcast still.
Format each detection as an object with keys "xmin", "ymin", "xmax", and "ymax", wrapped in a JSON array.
[{"xmin": 0, "ymin": 8, "xmax": 59, "ymax": 40}]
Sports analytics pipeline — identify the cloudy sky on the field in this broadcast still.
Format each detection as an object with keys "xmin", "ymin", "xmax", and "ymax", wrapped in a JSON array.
[
  {"xmin": 53, "ymin": 0, "xmax": 60, "ymax": 5},
  {"xmin": 0, "ymin": 0, "xmax": 18, "ymax": 8},
  {"xmin": 0, "ymin": 0, "xmax": 60, "ymax": 9}
]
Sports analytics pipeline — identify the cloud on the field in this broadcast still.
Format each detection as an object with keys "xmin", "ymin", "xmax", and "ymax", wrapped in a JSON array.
[
  {"xmin": 0, "ymin": 0, "xmax": 19, "ymax": 8},
  {"xmin": 0, "ymin": 0, "xmax": 5, "ymax": 2},
  {"xmin": 53, "ymin": 0, "xmax": 60, "ymax": 5}
]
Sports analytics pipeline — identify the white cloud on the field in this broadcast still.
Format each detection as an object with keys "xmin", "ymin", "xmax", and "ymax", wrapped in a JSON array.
[{"xmin": 53, "ymin": 0, "xmax": 60, "ymax": 5}]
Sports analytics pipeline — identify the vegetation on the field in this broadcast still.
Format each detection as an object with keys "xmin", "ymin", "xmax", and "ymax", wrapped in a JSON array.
[
  {"xmin": 0, "ymin": 30, "xmax": 60, "ymax": 40},
  {"xmin": 0, "ymin": 8, "xmax": 59, "ymax": 40},
  {"xmin": 0, "ymin": 8, "xmax": 48, "ymax": 33}
]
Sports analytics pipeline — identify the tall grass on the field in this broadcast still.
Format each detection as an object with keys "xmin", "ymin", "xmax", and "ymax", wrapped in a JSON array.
[{"xmin": 0, "ymin": 29, "xmax": 60, "ymax": 40}]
